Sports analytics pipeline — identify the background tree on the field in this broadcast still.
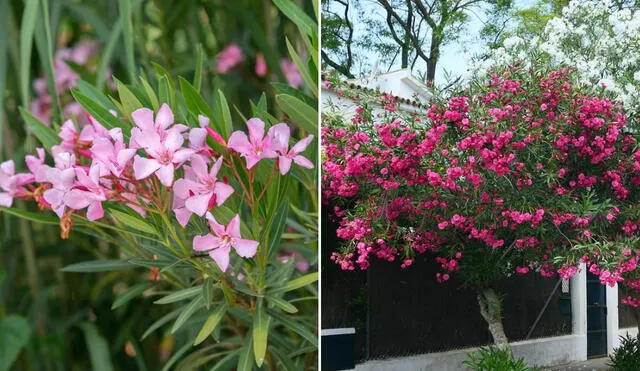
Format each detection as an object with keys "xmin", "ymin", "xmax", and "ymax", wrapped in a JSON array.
[{"xmin": 321, "ymin": 0, "xmax": 512, "ymax": 82}]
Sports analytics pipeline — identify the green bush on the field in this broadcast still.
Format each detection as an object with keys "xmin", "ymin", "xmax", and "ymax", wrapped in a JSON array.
[
  {"xmin": 610, "ymin": 334, "xmax": 640, "ymax": 371},
  {"xmin": 463, "ymin": 346, "xmax": 536, "ymax": 371}
]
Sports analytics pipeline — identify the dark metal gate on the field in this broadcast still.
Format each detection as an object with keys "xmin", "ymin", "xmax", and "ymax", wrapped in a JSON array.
[{"xmin": 586, "ymin": 272, "xmax": 607, "ymax": 358}]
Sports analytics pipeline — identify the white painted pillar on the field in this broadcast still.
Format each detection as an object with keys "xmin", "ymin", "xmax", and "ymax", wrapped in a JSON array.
[
  {"xmin": 571, "ymin": 263, "xmax": 587, "ymax": 335},
  {"xmin": 606, "ymin": 284, "xmax": 619, "ymax": 355},
  {"xmin": 571, "ymin": 263, "xmax": 588, "ymax": 361}
]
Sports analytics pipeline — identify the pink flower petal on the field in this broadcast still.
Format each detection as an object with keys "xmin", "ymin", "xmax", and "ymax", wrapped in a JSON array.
[
  {"xmin": 267, "ymin": 123, "xmax": 291, "ymax": 153},
  {"xmin": 155, "ymin": 103, "xmax": 174, "ymax": 129},
  {"xmin": 156, "ymin": 164, "xmax": 175, "ymax": 187},
  {"xmin": 133, "ymin": 156, "xmax": 161, "ymax": 180},
  {"xmin": 65, "ymin": 190, "xmax": 93, "ymax": 209},
  {"xmin": 198, "ymin": 115, "xmax": 210, "ymax": 128},
  {"xmin": 172, "ymin": 149, "xmax": 196, "ymax": 164},
  {"xmin": 213, "ymin": 183, "xmax": 234, "ymax": 205},
  {"xmin": 190, "ymin": 155, "xmax": 209, "ymax": 181},
  {"xmin": 164, "ymin": 128, "xmax": 184, "ymax": 152},
  {"xmin": 174, "ymin": 207, "xmax": 192, "ymax": 227},
  {"xmin": 173, "ymin": 179, "xmax": 198, "ymax": 199},
  {"xmin": 279, "ymin": 156, "xmax": 293, "ymax": 175},
  {"xmin": 117, "ymin": 148, "xmax": 137, "ymax": 168},
  {"xmin": 131, "ymin": 108, "xmax": 155, "ymax": 130},
  {"xmin": 246, "ymin": 118, "xmax": 265, "ymax": 144},
  {"xmin": 0, "ymin": 192, "xmax": 13, "ymax": 207},
  {"xmin": 209, "ymin": 245, "xmax": 231, "ymax": 272},
  {"xmin": 226, "ymin": 214, "xmax": 242, "ymax": 238},
  {"xmin": 189, "ymin": 128, "xmax": 207, "ymax": 148},
  {"xmin": 291, "ymin": 135, "xmax": 314, "ymax": 154},
  {"xmin": 205, "ymin": 212, "xmax": 226, "ymax": 237},
  {"xmin": 185, "ymin": 192, "xmax": 213, "ymax": 216},
  {"xmin": 227, "ymin": 131, "xmax": 251, "ymax": 154},
  {"xmin": 293, "ymin": 155, "xmax": 314, "ymax": 169},
  {"xmin": 193, "ymin": 234, "xmax": 219, "ymax": 252},
  {"xmin": 233, "ymin": 238, "xmax": 259, "ymax": 258},
  {"xmin": 86, "ymin": 201, "xmax": 104, "ymax": 221}
]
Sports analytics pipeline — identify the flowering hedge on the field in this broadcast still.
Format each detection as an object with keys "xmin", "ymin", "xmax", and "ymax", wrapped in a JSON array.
[{"xmin": 323, "ymin": 62, "xmax": 640, "ymax": 346}]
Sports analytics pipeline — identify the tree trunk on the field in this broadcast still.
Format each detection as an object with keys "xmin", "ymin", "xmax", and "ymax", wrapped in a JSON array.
[{"xmin": 476, "ymin": 286, "xmax": 511, "ymax": 353}]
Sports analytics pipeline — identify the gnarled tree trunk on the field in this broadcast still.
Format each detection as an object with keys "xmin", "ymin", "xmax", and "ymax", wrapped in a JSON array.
[{"xmin": 476, "ymin": 286, "xmax": 511, "ymax": 353}]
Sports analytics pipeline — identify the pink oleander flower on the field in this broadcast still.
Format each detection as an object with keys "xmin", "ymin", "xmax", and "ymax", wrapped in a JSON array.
[
  {"xmin": 130, "ymin": 104, "xmax": 187, "ymax": 149},
  {"xmin": 192, "ymin": 213, "xmax": 259, "ymax": 272},
  {"xmin": 91, "ymin": 136, "xmax": 136, "ymax": 177},
  {"xmin": 43, "ymin": 152, "xmax": 77, "ymax": 217},
  {"xmin": 270, "ymin": 123, "xmax": 314, "ymax": 175},
  {"xmin": 227, "ymin": 118, "xmax": 279, "ymax": 169},
  {"xmin": 255, "ymin": 53, "xmax": 267, "ymax": 77},
  {"xmin": 280, "ymin": 59, "xmax": 303, "ymax": 88},
  {"xmin": 133, "ymin": 129, "xmax": 195, "ymax": 187},
  {"xmin": 173, "ymin": 156, "xmax": 234, "ymax": 217},
  {"xmin": 0, "ymin": 160, "xmax": 34, "ymax": 207},
  {"xmin": 25, "ymin": 148, "xmax": 48, "ymax": 182},
  {"xmin": 65, "ymin": 164, "xmax": 108, "ymax": 221},
  {"xmin": 198, "ymin": 115, "xmax": 226, "ymax": 147},
  {"xmin": 216, "ymin": 44, "xmax": 244, "ymax": 74}
]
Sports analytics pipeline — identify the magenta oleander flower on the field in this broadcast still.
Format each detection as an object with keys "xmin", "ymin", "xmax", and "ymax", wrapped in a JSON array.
[
  {"xmin": 43, "ymin": 152, "xmax": 77, "ymax": 217},
  {"xmin": 227, "ymin": 118, "xmax": 278, "ymax": 169},
  {"xmin": 130, "ymin": 104, "xmax": 187, "ymax": 149},
  {"xmin": 133, "ymin": 129, "xmax": 195, "ymax": 187},
  {"xmin": 216, "ymin": 44, "xmax": 244, "ymax": 74},
  {"xmin": 0, "ymin": 160, "xmax": 34, "ymax": 207},
  {"xmin": 192, "ymin": 213, "xmax": 259, "ymax": 272},
  {"xmin": 280, "ymin": 59, "xmax": 303, "ymax": 88},
  {"xmin": 173, "ymin": 156, "xmax": 234, "ymax": 217},
  {"xmin": 65, "ymin": 164, "xmax": 108, "ymax": 221},
  {"xmin": 270, "ymin": 123, "xmax": 314, "ymax": 175}
]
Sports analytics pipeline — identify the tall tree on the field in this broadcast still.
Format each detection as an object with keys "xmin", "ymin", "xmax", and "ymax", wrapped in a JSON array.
[{"xmin": 322, "ymin": 0, "xmax": 508, "ymax": 82}]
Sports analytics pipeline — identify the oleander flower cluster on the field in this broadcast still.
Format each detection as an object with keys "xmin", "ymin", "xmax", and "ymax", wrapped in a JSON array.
[
  {"xmin": 323, "ymin": 64, "xmax": 640, "ymax": 296},
  {"xmin": 469, "ymin": 0, "xmax": 640, "ymax": 118},
  {"xmin": 0, "ymin": 104, "xmax": 314, "ymax": 272}
]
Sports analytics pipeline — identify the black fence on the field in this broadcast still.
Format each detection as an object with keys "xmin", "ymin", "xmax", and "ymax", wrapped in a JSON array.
[{"xmin": 322, "ymin": 210, "xmax": 572, "ymax": 362}]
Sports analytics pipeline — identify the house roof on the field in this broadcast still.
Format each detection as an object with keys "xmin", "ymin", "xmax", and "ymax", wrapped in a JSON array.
[{"xmin": 321, "ymin": 69, "xmax": 432, "ymax": 109}]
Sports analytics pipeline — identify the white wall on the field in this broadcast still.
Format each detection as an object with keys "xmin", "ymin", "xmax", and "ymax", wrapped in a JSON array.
[{"xmin": 354, "ymin": 335, "xmax": 587, "ymax": 371}]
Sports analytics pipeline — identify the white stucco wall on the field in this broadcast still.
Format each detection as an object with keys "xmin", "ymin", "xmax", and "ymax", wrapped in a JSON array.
[{"xmin": 353, "ymin": 334, "xmax": 587, "ymax": 371}]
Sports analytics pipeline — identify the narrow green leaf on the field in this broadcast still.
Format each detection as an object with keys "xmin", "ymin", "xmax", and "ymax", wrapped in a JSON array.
[
  {"xmin": 0, "ymin": 315, "xmax": 31, "ymax": 371},
  {"xmin": 269, "ymin": 272, "xmax": 318, "ymax": 294},
  {"xmin": 161, "ymin": 342, "xmax": 191, "ymax": 371},
  {"xmin": 266, "ymin": 309, "xmax": 317, "ymax": 347},
  {"xmin": 208, "ymin": 349, "xmax": 242, "ymax": 371},
  {"xmin": 276, "ymin": 94, "xmax": 317, "ymax": 133},
  {"xmin": 140, "ymin": 77, "xmax": 159, "ymax": 111},
  {"xmin": 141, "ymin": 308, "xmax": 181, "ymax": 340},
  {"xmin": 252, "ymin": 298, "xmax": 269, "ymax": 367},
  {"xmin": 171, "ymin": 296, "xmax": 203, "ymax": 333},
  {"xmin": 267, "ymin": 296, "xmax": 298, "ymax": 314},
  {"xmin": 285, "ymin": 38, "xmax": 317, "ymax": 96},
  {"xmin": 112, "ymin": 282, "xmax": 153, "ymax": 309},
  {"xmin": 267, "ymin": 200, "xmax": 289, "ymax": 259},
  {"xmin": 110, "ymin": 209, "xmax": 156, "ymax": 234},
  {"xmin": 154, "ymin": 286, "xmax": 202, "ymax": 305},
  {"xmin": 0, "ymin": 207, "xmax": 58, "ymax": 225},
  {"xmin": 118, "ymin": 0, "xmax": 135, "ymax": 82},
  {"xmin": 71, "ymin": 90, "xmax": 129, "ymax": 134},
  {"xmin": 203, "ymin": 278, "xmax": 213, "ymax": 310},
  {"xmin": 79, "ymin": 322, "xmax": 113, "ymax": 371},
  {"xmin": 116, "ymin": 79, "xmax": 143, "ymax": 116},
  {"xmin": 216, "ymin": 89, "xmax": 233, "ymax": 135},
  {"xmin": 193, "ymin": 44, "xmax": 204, "ymax": 93},
  {"xmin": 96, "ymin": 22, "xmax": 122, "ymax": 90},
  {"xmin": 273, "ymin": 0, "xmax": 315, "ymax": 37},
  {"xmin": 35, "ymin": 0, "xmax": 61, "ymax": 123},
  {"xmin": 179, "ymin": 77, "xmax": 215, "ymax": 122},
  {"xmin": 62, "ymin": 260, "xmax": 136, "ymax": 273},
  {"xmin": 193, "ymin": 304, "xmax": 227, "ymax": 345},
  {"xmin": 237, "ymin": 334, "xmax": 253, "ymax": 371},
  {"xmin": 158, "ymin": 75, "xmax": 174, "ymax": 107},
  {"xmin": 19, "ymin": 0, "xmax": 39, "ymax": 107},
  {"xmin": 19, "ymin": 108, "xmax": 58, "ymax": 150},
  {"xmin": 77, "ymin": 80, "xmax": 117, "ymax": 110}
]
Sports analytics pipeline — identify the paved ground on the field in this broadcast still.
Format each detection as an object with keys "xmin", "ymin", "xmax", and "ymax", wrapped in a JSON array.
[{"xmin": 544, "ymin": 357, "xmax": 611, "ymax": 371}]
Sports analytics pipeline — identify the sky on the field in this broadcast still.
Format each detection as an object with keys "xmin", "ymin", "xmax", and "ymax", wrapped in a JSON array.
[{"xmin": 328, "ymin": 0, "xmax": 537, "ymax": 84}]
